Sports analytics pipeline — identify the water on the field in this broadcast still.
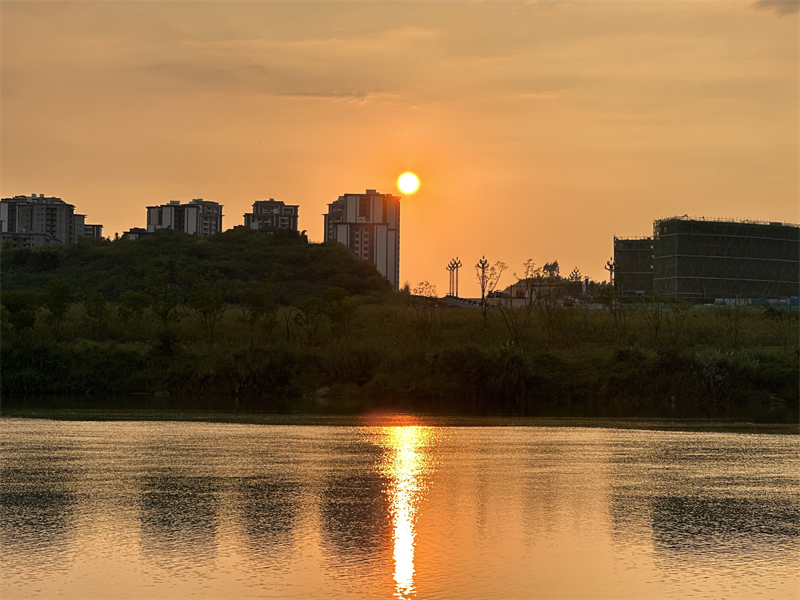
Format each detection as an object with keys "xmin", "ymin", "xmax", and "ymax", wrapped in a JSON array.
[{"xmin": 1, "ymin": 414, "xmax": 798, "ymax": 599}]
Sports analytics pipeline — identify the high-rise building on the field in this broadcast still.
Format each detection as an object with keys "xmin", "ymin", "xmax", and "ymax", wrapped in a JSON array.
[
  {"xmin": 0, "ymin": 194, "xmax": 100, "ymax": 246},
  {"xmin": 243, "ymin": 199, "xmax": 299, "ymax": 231},
  {"xmin": 324, "ymin": 189, "xmax": 400, "ymax": 289},
  {"xmin": 146, "ymin": 198, "xmax": 223, "ymax": 236}
]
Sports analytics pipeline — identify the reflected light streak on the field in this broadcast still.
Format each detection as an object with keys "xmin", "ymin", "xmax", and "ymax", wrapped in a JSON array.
[{"xmin": 380, "ymin": 426, "xmax": 434, "ymax": 600}]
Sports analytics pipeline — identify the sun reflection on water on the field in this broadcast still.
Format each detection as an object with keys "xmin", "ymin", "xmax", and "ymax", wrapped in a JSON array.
[{"xmin": 378, "ymin": 425, "xmax": 435, "ymax": 600}]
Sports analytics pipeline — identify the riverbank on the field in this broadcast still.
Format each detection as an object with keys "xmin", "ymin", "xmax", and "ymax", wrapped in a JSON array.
[{"xmin": 3, "ymin": 339, "xmax": 797, "ymax": 422}]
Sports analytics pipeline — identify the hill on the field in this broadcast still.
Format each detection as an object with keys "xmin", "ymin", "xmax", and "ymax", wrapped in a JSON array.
[{"xmin": 0, "ymin": 229, "xmax": 393, "ymax": 304}]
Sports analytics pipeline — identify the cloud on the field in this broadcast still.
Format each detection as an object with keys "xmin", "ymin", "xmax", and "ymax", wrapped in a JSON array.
[{"xmin": 751, "ymin": 1, "xmax": 800, "ymax": 16}]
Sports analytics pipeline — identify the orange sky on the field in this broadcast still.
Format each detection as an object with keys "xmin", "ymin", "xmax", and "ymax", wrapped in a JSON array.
[{"xmin": 2, "ymin": 1, "xmax": 798, "ymax": 296}]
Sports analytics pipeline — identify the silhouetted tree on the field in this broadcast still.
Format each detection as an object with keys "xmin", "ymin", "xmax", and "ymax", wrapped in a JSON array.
[{"xmin": 475, "ymin": 257, "xmax": 507, "ymax": 328}]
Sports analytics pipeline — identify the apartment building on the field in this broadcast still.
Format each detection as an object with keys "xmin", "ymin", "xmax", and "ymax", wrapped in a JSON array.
[
  {"xmin": 323, "ymin": 189, "xmax": 400, "ymax": 289},
  {"xmin": 0, "ymin": 194, "xmax": 101, "ymax": 246},
  {"xmin": 243, "ymin": 199, "xmax": 299, "ymax": 231},
  {"xmin": 146, "ymin": 198, "xmax": 223, "ymax": 236}
]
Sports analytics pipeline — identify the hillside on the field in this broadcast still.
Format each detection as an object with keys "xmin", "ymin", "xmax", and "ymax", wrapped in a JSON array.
[{"xmin": 0, "ymin": 229, "xmax": 393, "ymax": 304}]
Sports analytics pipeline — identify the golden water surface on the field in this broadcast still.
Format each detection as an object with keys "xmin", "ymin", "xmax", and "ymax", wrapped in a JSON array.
[{"xmin": 1, "ymin": 415, "xmax": 798, "ymax": 599}]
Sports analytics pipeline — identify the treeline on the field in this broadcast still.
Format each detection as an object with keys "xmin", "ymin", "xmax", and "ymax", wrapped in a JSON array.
[
  {"xmin": 0, "ymin": 228, "xmax": 393, "ymax": 304},
  {"xmin": 2, "ymin": 263, "xmax": 798, "ymax": 420}
]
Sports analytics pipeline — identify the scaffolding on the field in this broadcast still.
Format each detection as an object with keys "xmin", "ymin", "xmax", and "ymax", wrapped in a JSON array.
[
  {"xmin": 652, "ymin": 217, "xmax": 800, "ymax": 299},
  {"xmin": 613, "ymin": 236, "xmax": 654, "ymax": 296}
]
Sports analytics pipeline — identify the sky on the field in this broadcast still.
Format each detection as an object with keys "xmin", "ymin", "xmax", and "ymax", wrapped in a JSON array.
[{"xmin": 2, "ymin": 1, "xmax": 798, "ymax": 296}]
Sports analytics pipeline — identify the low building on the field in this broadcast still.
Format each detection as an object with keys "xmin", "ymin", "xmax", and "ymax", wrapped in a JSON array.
[
  {"xmin": 146, "ymin": 198, "xmax": 223, "ymax": 236},
  {"xmin": 323, "ymin": 189, "xmax": 401, "ymax": 289},
  {"xmin": 505, "ymin": 280, "xmax": 584, "ymax": 300},
  {"xmin": 122, "ymin": 227, "xmax": 151, "ymax": 241},
  {"xmin": 0, "ymin": 194, "xmax": 102, "ymax": 246},
  {"xmin": 243, "ymin": 199, "xmax": 299, "ymax": 231},
  {"xmin": 84, "ymin": 224, "xmax": 103, "ymax": 239},
  {"xmin": 0, "ymin": 231, "xmax": 61, "ymax": 247}
]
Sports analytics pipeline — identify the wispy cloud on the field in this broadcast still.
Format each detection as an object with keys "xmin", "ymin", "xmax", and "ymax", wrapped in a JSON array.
[{"xmin": 751, "ymin": 0, "xmax": 800, "ymax": 16}]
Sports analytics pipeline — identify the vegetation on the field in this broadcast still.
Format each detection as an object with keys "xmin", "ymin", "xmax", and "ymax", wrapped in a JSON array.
[
  {"xmin": 2, "ymin": 241, "xmax": 798, "ymax": 421},
  {"xmin": 0, "ymin": 228, "xmax": 392, "ymax": 304}
]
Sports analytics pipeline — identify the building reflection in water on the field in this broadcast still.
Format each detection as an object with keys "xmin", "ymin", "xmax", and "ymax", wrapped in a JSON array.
[{"xmin": 376, "ymin": 425, "xmax": 435, "ymax": 600}]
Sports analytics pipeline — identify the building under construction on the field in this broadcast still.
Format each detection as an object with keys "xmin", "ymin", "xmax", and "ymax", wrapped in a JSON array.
[
  {"xmin": 614, "ymin": 216, "xmax": 800, "ymax": 300},
  {"xmin": 613, "ymin": 236, "xmax": 653, "ymax": 297}
]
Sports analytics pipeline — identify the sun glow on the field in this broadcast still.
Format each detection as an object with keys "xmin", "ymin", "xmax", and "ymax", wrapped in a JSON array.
[
  {"xmin": 378, "ymin": 425, "xmax": 435, "ymax": 600},
  {"xmin": 398, "ymin": 172, "xmax": 419, "ymax": 195}
]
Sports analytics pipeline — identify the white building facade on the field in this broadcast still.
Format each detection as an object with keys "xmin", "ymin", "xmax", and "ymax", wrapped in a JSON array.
[
  {"xmin": 323, "ymin": 189, "xmax": 400, "ymax": 289},
  {"xmin": 146, "ymin": 198, "xmax": 223, "ymax": 236},
  {"xmin": 0, "ymin": 194, "xmax": 101, "ymax": 246},
  {"xmin": 243, "ymin": 199, "xmax": 299, "ymax": 231}
]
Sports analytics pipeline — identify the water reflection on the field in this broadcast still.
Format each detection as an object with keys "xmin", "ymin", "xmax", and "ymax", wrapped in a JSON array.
[
  {"xmin": 237, "ymin": 475, "xmax": 301, "ymax": 560},
  {"xmin": 319, "ymin": 439, "xmax": 390, "ymax": 566},
  {"xmin": 0, "ymin": 441, "xmax": 79, "ymax": 576},
  {"xmin": 138, "ymin": 474, "xmax": 219, "ymax": 567},
  {"xmin": 377, "ymin": 426, "xmax": 435, "ymax": 600}
]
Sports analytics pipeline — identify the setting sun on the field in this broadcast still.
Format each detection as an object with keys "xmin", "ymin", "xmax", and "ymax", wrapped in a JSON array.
[{"xmin": 398, "ymin": 172, "xmax": 419, "ymax": 195}]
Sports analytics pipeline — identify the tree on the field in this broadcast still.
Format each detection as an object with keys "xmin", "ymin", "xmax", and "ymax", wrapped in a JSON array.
[
  {"xmin": 83, "ymin": 292, "xmax": 109, "ymax": 340},
  {"xmin": 475, "ymin": 256, "xmax": 507, "ymax": 328},
  {"xmin": 543, "ymin": 261, "xmax": 560, "ymax": 278},
  {"xmin": 664, "ymin": 297, "xmax": 692, "ymax": 347},
  {"xmin": 294, "ymin": 297, "xmax": 326, "ymax": 345},
  {"xmin": 323, "ymin": 287, "xmax": 359, "ymax": 337},
  {"xmin": 411, "ymin": 281, "xmax": 442, "ymax": 340},
  {"xmin": 239, "ymin": 287, "xmax": 277, "ymax": 346},
  {"xmin": 1, "ymin": 290, "xmax": 39, "ymax": 341},
  {"xmin": 144, "ymin": 268, "xmax": 180, "ymax": 331},
  {"xmin": 715, "ymin": 299, "xmax": 747, "ymax": 350},
  {"xmin": 601, "ymin": 258, "xmax": 629, "ymax": 342},
  {"xmin": 514, "ymin": 259, "xmax": 541, "ymax": 328},
  {"xmin": 189, "ymin": 279, "xmax": 225, "ymax": 341},
  {"xmin": 762, "ymin": 301, "xmax": 800, "ymax": 354},
  {"xmin": 117, "ymin": 290, "xmax": 152, "ymax": 324},
  {"xmin": 42, "ymin": 279, "xmax": 71, "ymax": 341},
  {"xmin": 568, "ymin": 267, "xmax": 582, "ymax": 282},
  {"xmin": 497, "ymin": 292, "xmax": 526, "ymax": 346},
  {"xmin": 636, "ymin": 293, "xmax": 668, "ymax": 346}
]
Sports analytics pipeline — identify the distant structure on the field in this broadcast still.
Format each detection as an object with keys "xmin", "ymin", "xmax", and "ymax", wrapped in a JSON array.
[
  {"xmin": 83, "ymin": 224, "xmax": 103, "ymax": 239},
  {"xmin": 0, "ymin": 194, "xmax": 103, "ymax": 247},
  {"xmin": 324, "ymin": 189, "xmax": 400, "ymax": 289},
  {"xmin": 146, "ymin": 198, "xmax": 223, "ymax": 236},
  {"xmin": 243, "ymin": 199, "xmax": 299, "ymax": 232},
  {"xmin": 614, "ymin": 216, "xmax": 800, "ymax": 300},
  {"xmin": 613, "ymin": 236, "xmax": 654, "ymax": 297},
  {"xmin": 446, "ymin": 258, "xmax": 463, "ymax": 297},
  {"xmin": 121, "ymin": 227, "xmax": 151, "ymax": 241}
]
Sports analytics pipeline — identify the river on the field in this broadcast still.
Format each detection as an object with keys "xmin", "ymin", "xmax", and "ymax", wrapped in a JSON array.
[{"xmin": 1, "ymin": 413, "xmax": 797, "ymax": 599}]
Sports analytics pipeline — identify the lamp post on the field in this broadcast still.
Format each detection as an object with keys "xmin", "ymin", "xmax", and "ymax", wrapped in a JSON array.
[
  {"xmin": 446, "ymin": 260, "xmax": 456, "ymax": 296},
  {"xmin": 447, "ymin": 258, "xmax": 463, "ymax": 297}
]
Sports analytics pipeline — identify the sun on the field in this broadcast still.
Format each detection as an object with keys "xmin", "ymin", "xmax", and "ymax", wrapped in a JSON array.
[{"xmin": 398, "ymin": 172, "xmax": 419, "ymax": 195}]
